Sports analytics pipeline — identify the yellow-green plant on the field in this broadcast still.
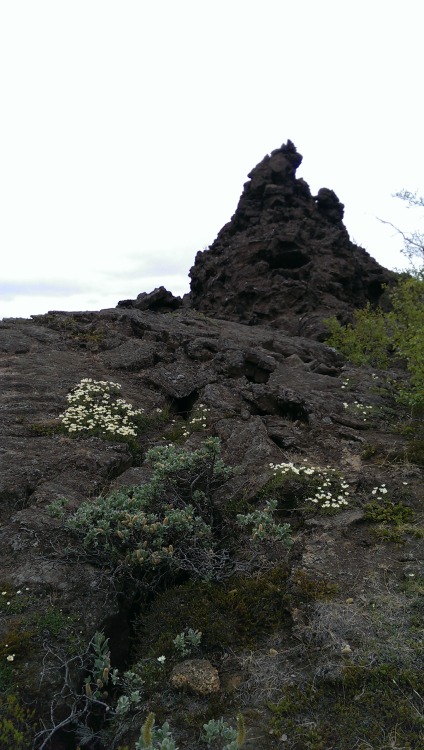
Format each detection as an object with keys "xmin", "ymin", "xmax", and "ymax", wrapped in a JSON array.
[
  {"xmin": 0, "ymin": 695, "xmax": 34, "ymax": 750},
  {"xmin": 325, "ymin": 275, "xmax": 424, "ymax": 409}
]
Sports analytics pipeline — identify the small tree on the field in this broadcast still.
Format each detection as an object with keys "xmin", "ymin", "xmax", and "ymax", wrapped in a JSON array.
[
  {"xmin": 325, "ymin": 275, "xmax": 424, "ymax": 410},
  {"xmin": 379, "ymin": 189, "xmax": 424, "ymax": 276}
]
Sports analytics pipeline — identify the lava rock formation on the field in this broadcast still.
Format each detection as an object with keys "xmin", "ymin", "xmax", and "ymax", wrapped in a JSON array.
[{"xmin": 189, "ymin": 140, "xmax": 393, "ymax": 338}]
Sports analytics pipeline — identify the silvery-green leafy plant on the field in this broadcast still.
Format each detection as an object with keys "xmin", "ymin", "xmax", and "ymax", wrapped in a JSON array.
[
  {"xmin": 202, "ymin": 714, "xmax": 246, "ymax": 749},
  {"xmin": 173, "ymin": 627, "xmax": 202, "ymax": 657},
  {"xmin": 237, "ymin": 499, "xmax": 292, "ymax": 545},
  {"xmin": 136, "ymin": 713, "xmax": 178, "ymax": 750},
  {"xmin": 66, "ymin": 438, "xmax": 232, "ymax": 584}
]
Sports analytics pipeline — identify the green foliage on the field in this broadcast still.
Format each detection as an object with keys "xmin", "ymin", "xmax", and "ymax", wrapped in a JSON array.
[
  {"xmin": 136, "ymin": 713, "xmax": 178, "ymax": 750},
  {"xmin": 325, "ymin": 276, "xmax": 424, "ymax": 409},
  {"xmin": 134, "ymin": 712, "xmax": 245, "ymax": 750},
  {"xmin": 28, "ymin": 419, "xmax": 64, "ymax": 437},
  {"xmin": 363, "ymin": 483, "xmax": 416, "ymax": 544},
  {"xmin": 202, "ymin": 714, "xmax": 246, "ymax": 749},
  {"xmin": 390, "ymin": 276, "xmax": 424, "ymax": 407},
  {"xmin": 236, "ymin": 499, "xmax": 292, "ymax": 545},
  {"xmin": 0, "ymin": 695, "xmax": 35, "ymax": 749},
  {"xmin": 270, "ymin": 666, "xmax": 423, "ymax": 750},
  {"xmin": 133, "ymin": 565, "xmax": 289, "ymax": 656},
  {"xmin": 325, "ymin": 304, "xmax": 391, "ymax": 368},
  {"xmin": 66, "ymin": 438, "xmax": 231, "ymax": 583},
  {"xmin": 173, "ymin": 628, "xmax": 202, "ymax": 657},
  {"xmin": 46, "ymin": 497, "xmax": 69, "ymax": 518},
  {"xmin": 364, "ymin": 499, "xmax": 414, "ymax": 526}
]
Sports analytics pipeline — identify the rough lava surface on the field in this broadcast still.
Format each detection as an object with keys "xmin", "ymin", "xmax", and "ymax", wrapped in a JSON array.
[{"xmin": 189, "ymin": 141, "xmax": 394, "ymax": 338}]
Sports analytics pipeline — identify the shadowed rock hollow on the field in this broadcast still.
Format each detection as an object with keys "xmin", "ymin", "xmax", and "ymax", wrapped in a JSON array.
[{"xmin": 189, "ymin": 141, "xmax": 393, "ymax": 338}]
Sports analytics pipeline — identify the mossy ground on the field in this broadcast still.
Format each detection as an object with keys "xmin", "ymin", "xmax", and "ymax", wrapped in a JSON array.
[
  {"xmin": 270, "ymin": 665, "xmax": 423, "ymax": 749},
  {"xmin": 131, "ymin": 565, "xmax": 290, "ymax": 662}
]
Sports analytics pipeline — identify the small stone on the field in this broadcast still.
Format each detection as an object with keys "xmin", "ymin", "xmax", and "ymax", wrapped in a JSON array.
[
  {"xmin": 345, "ymin": 597, "xmax": 354, "ymax": 604},
  {"xmin": 170, "ymin": 659, "xmax": 220, "ymax": 695}
]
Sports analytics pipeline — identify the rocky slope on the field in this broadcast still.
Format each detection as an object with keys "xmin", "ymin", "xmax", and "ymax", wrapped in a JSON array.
[{"xmin": 0, "ymin": 146, "xmax": 422, "ymax": 750}]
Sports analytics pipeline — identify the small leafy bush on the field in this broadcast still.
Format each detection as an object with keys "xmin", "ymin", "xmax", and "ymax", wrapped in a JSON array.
[
  {"xmin": 325, "ymin": 304, "xmax": 391, "ymax": 368},
  {"xmin": 173, "ymin": 628, "xmax": 202, "ymax": 657},
  {"xmin": 325, "ymin": 275, "xmax": 424, "ymax": 409},
  {"xmin": 66, "ymin": 438, "xmax": 232, "ymax": 583},
  {"xmin": 202, "ymin": 714, "xmax": 245, "ymax": 749},
  {"xmin": 136, "ymin": 713, "xmax": 178, "ymax": 750},
  {"xmin": 236, "ymin": 499, "xmax": 292, "ymax": 545}
]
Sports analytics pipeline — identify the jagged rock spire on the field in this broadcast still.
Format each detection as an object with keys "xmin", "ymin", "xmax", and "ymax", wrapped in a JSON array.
[{"xmin": 189, "ymin": 141, "xmax": 392, "ymax": 338}]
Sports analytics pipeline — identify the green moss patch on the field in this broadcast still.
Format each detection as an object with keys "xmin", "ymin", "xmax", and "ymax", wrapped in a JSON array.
[
  {"xmin": 133, "ymin": 565, "xmax": 290, "ymax": 658},
  {"xmin": 270, "ymin": 665, "xmax": 423, "ymax": 749}
]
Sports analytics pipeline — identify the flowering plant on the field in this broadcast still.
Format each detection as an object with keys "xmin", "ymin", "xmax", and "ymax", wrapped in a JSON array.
[
  {"xmin": 268, "ymin": 462, "xmax": 350, "ymax": 512},
  {"xmin": 59, "ymin": 378, "xmax": 144, "ymax": 438}
]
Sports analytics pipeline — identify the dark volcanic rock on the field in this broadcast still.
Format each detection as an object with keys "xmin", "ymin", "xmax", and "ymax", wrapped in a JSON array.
[
  {"xmin": 189, "ymin": 141, "xmax": 393, "ymax": 338},
  {"xmin": 118, "ymin": 285, "xmax": 182, "ymax": 312},
  {"xmin": 0, "ymin": 303, "xmax": 422, "ymax": 744}
]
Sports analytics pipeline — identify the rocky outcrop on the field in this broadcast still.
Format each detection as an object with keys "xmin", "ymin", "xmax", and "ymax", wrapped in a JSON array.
[
  {"xmin": 0, "ymin": 144, "xmax": 422, "ymax": 750},
  {"xmin": 118, "ymin": 285, "xmax": 182, "ymax": 312},
  {"xmin": 189, "ymin": 141, "xmax": 393, "ymax": 338}
]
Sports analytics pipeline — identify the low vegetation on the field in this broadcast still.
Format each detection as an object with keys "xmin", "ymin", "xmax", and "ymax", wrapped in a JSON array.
[{"xmin": 325, "ymin": 274, "xmax": 424, "ymax": 409}]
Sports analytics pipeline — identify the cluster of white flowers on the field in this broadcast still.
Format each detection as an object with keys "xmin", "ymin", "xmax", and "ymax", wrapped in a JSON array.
[
  {"xmin": 269, "ymin": 462, "xmax": 350, "ymax": 511},
  {"xmin": 371, "ymin": 483, "xmax": 388, "ymax": 500},
  {"xmin": 340, "ymin": 378, "xmax": 351, "ymax": 390},
  {"xmin": 270, "ymin": 462, "xmax": 317, "ymax": 477},
  {"xmin": 343, "ymin": 400, "xmax": 373, "ymax": 421},
  {"xmin": 60, "ymin": 378, "xmax": 144, "ymax": 438},
  {"xmin": 182, "ymin": 403, "xmax": 210, "ymax": 438}
]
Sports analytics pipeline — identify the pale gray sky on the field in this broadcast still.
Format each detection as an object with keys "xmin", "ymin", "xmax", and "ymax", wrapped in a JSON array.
[{"xmin": 1, "ymin": 1, "xmax": 423, "ymax": 319}]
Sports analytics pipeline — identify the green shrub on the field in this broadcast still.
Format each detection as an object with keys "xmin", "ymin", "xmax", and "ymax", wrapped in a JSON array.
[
  {"xmin": 325, "ymin": 275, "xmax": 424, "ymax": 409},
  {"xmin": 236, "ymin": 499, "xmax": 292, "ymax": 545},
  {"xmin": 325, "ymin": 304, "xmax": 392, "ymax": 368},
  {"xmin": 66, "ymin": 438, "xmax": 232, "ymax": 584},
  {"xmin": 136, "ymin": 713, "xmax": 177, "ymax": 750},
  {"xmin": 173, "ymin": 628, "xmax": 202, "ymax": 657},
  {"xmin": 202, "ymin": 714, "xmax": 245, "ymax": 749}
]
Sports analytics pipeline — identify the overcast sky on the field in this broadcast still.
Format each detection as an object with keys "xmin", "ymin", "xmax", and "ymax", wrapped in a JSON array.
[{"xmin": 1, "ymin": 1, "xmax": 423, "ymax": 320}]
